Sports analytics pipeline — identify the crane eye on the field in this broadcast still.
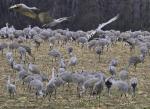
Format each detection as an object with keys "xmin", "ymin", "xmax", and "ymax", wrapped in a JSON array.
[
  {"xmin": 15, "ymin": 6, "xmax": 20, "ymax": 9},
  {"xmin": 13, "ymin": 5, "xmax": 21, "ymax": 9}
]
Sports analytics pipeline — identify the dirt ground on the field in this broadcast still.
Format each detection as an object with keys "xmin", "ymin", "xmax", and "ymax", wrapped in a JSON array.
[{"xmin": 0, "ymin": 39, "xmax": 150, "ymax": 109}]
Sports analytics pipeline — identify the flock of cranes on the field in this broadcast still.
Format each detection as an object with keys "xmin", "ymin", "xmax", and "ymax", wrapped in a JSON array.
[
  {"xmin": 0, "ymin": 3, "xmax": 149, "ymax": 108},
  {"xmin": 1, "ymin": 23, "xmax": 147, "ymax": 106}
]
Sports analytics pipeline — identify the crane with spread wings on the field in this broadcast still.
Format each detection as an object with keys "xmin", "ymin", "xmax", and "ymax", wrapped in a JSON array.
[
  {"xmin": 87, "ymin": 14, "xmax": 119, "ymax": 41},
  {"xmin": 9, "ymin": 3, "xmax": 71, "ymax": 27}
]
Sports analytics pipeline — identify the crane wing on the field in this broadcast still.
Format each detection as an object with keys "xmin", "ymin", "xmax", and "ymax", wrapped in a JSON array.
[
  {"xmin": 88, "ymin": 14, "xmax": 119, "ymax": 41},
  {"xmin": 43, "ymin": 16, "xmax": 71, "ymax": 27},
  {"xmin": 21, "ymin": 11, "xmax": 37, "ymax": 19},
  {"xmin": 38, "ymin": 12, "xmax": 53, "ymax": 24},
  {"xmin": 97, "ymin": 14, "xmax": 119, "ymax": 30}
]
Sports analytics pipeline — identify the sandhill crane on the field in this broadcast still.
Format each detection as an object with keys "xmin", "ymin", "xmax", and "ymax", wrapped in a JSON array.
[
  {"xmin": 48, "ymin": 48, "xmax": 61, "ymax": 62},
  {"xmin": 59, "ymin": 58, "xmax": 66, "ymax": 69},
  {"xmin": 29, "ymin": 79, "xmax": 44, "ymax": 99},
  {"xmin": 87, "ymin": 14, "xmax": 119, "ymax": 41},
  {"xmin": 68, "ymin": 54, "xmax": 78, "ymax": 71},
  {"xmin": 19, "ymin": 45, "xmax": 35, "ymax": 61},
  {"xmin": 44, "ymin": 68, "xmax": 62, "ymax": 101},
  {"xmin": 130, "ymin": 77, "xmax": 138, "ymax": 97},
  {"xmin": 0, "ymin": 43, "xmax": 8, "ymax": 55},
  {"xmin": 128, "ymin": 54, "xmax": 145, "ymax": 70},
  {"xmin": 18, "ymin": 46, "xmax": 26, "ymax": 63},
  {"xmin": 115, "ymin": 80, "xmax": 129, "ymax": 97},
  {"xmin": 28, "ymin": 63, "xmax": 41, "ymax": 74},
  {"xmin": 108, "ymin": 65, "xmax": 116, "ymax": 76},
  {"xmin": 9, "ymin": 3, "xmax": 71, "ymax": 27},
  {"xmin": 119, "ymin": 69, "xmax": 128, "ymax": 81},
  {"xmin": 6, "ymin": 75, "xmax": 16, "ymax": 98},
  {"xmin": 92, "ymin": 79, "xmax": 104, "ymax": 107},
  {"xmin": 105, "ymin": 76, "xmax": 113, "ymax": 96},
  {"xmin": 109, "ymin": 58, "xmax": 118, "ymax": 67},
  {"xmin": 95, "ymin": 47, "xmax": 102, "ymax": 62},
  {"xmin": 80, "ymin": 77, "xmax": 99, "ymax": 97}
]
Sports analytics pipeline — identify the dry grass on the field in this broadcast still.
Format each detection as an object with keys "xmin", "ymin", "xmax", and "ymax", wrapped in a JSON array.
[{"xmin": 0, "ymin": 39, "xmax": 150, "ymax": 109}]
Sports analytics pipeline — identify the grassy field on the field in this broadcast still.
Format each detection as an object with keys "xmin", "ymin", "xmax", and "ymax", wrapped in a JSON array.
[{"xmin": 0, "ymin": 39, "xmax": 150, "ymax": 109}]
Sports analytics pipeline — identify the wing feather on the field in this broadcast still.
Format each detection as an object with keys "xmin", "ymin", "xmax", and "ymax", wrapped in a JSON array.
[
  {"xmin": 21, "ymin": 11, "xmax": 37, "ymax": 19},
  {"xmin": 38, "ymin": 12, "xmax": 53, "ymax": 24},
  {"xmin": 43, "ymin": 16, "xmax": 71, "ymax": 27},
  {"xmin": 87, "ymin": 14, "xmax": 119, "ymax": 41},
  {"xmin": 97, "ymin": 14, "xmax": 119, "ymax": 30}
]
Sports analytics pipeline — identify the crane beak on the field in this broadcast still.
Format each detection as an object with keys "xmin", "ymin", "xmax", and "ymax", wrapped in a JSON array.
[{"xmin": 9, "ymin": 5, "xmax": 18, "ymax": 10}]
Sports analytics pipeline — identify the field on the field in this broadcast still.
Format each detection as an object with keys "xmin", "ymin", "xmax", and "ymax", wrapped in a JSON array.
[{"xmin": 0, "ymin": 39, "xmax": 150, "ymax": 109}]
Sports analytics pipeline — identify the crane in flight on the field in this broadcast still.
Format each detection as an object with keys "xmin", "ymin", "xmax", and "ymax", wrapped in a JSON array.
[
  {"xmin": 9, "ymin": 3, "xmax": 71, "ymax": 27},
  {"xmin": 87, "ymin": 14, "xmax": 119, "ymax": 41}
]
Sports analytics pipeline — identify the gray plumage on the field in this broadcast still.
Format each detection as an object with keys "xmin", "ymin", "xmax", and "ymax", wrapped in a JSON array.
[
  {"xmin": 115, "ymin": 80, "xmax": 129, "ymax": 96},
  {"xmin": 6, "ymin": 52, "xmax": 13, "ymax": 60},
  {"xmin": 44, "ymin": 80, "xmax": 56, "ymax": 100},
  {"xmin": 19, "ymin": 45, "xmax": 33, "ymax": 57},
  {"xmin": 93, "ymin": 72, "xmax": 106, "ymax": 81},
  {"xmin": 48, "ymin": 49, "xmax": 61, "ymax": 60},
  {"xmin": 92, "ymin": 79, "xmax": 104, "ymax": 95},
  {"xmin": 77, "ymin": 37, "xmax": 88, "ymax": 47},
  {"xmin": 108, "ymin": 65, "xmax": 116, "ymax": 76},
  {"xmin": 109, "ymin": 58, "xmax": 118, "ymax": 67},
  {"xmin": 44, "ymin": 68, "xmax": 61, "ymax": 100},
  {"xmin": 125, "ymin": 38, "xmax": 136, "ymax": 52},
  {"xmin": 88, "ymin": 40, "xmax": 98, "ymax": 50},
  {"xmin": 18, "ymin": 46, "xmax": 26, "ymax": 55},
  {"xmin": 10, "ymin": 3, "xmax": 52, "ymax": 24},
  {"xmin": 53, "ymin": 77, "xmax": 65, "ymax": 88},
  {"xmin": 58, "ymin": 67, "xmax": 66, "ymax": 73},
  {"xmin": 6, "ymin": 76, "xmax": 16, "ymax": 98},
  {"xmin": 12, "ymin": 60, "xmax": 24, "ymax": 71},
  {"xmin": 59, "ymin": 58, "xmax": 66, "ymax": 69},
  {"xmin": 29, "ymin": 79, "xmax": 44, "ymax": 97},
  {"xmin": 40, "ymin": 73, "xmax": 49, "ymax": 82},
  {"xmin": 67, "ymin": 46, "xmax": 73, "ymax": 55},
  {"xmin": 140, "ymin": 45, "xmax": 148, "ymax": 56},
  {"xmin": 23, "ymin": 75, "xmax": 34, "ymax": 85},
  {"xmin": 72, "ymin": 73, "xmax": 86, "ymax": 86},
  {"xmin": 68, "ymin": 55, "xmax": 78, "ymax": 70},
  {"xmin": 95, "ymin": 47, "xmax": 102, "ymax": 62},
  {"xmin": 128, "ymin": 54, "xmax": 145, "ymax": 70},
  {"xmin": 130, "ymin": 77, "xmax": 138, "ymax": 97},
  {"xmin": 87, "ymin": 14, "xmax": 119, "ymax": 41},
  {"xmin": 43, "ymin": 16, "xmax": 71, "ymax": 27},
  {"xmin": 119, "ymin": 69, "xmax": 128, "ymax": 81},
  {"xmin": 18, "ymin": 69, "xmax": 29, "ymax": 81},
  {"xmin": 80, "ymin": 77, "xmax": 99, "ymax": 95},
  {"xmin": 8, "ymin": 33, "xmax": 15, "ymax": 41},
  {"xmin": 48, "ymin": 37, "xmax": 57, "ymax": 45},
  {"xmin": 92, "ymin": 79, "xmax": 104, "ymax": 106},
  {"xmin": 28, "ymin": 63, "xmax": 40, "ymax": 74},
  {"xmin": 9, "ymin": 42, "xmax": 19, "ymax": 50},
  {"xmin": 17, "ymin": 36, "xmax": 26, "ymax": 43},
  {"xmin": 0, "ymin": 43, "xmax": 8, "ymax": 55},
  {"xmin": 7, "ymin": 57, "xmax": 14, "ymax": 67},
  {"xmin": 72, "ymin": 72, "xmax": 86, "ymax": 96},
  {"xmin": 18, "ymin": 46, "xmax": 26, "ymax": 62},
  {"xmin": 97, "ymin": 38, "xmax": 110, "ymax": 51},
  {"xmin": 33, "ymin": 36, "xmax": 42, "ymax": 50},
  {"xmin": 39, "ymin": 30, "xmax": 50, "ymax": 41},
  {"xmin": 58, "ymin": 71, "xmax": 73, "ymax": 84},
  {"xmin": 13, "ymin": 30, "xmax": 24, "ymax": 38}
]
